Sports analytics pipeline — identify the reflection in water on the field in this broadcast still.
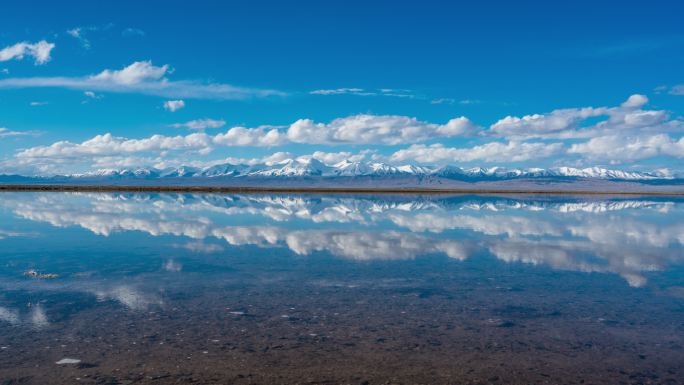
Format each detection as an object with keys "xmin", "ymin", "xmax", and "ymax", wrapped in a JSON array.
[
  {"xmin": 2, "ymin": 192, "xmax": 683, "ymax": 286},
  {"xmin": 0, "ymin": 192, "xmax": 683, "ymax": 384}
]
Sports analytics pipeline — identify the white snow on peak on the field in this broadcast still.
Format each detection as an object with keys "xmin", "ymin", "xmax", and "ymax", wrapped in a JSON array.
[{"xmin": 65, "ymin": 162, "xmax": 674, "ymax": 181}]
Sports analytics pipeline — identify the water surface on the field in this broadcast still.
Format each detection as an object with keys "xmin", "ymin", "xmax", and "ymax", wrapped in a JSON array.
[{"xmin": 0, "ymin": 192, "xmax": 683, "ymax": 384}]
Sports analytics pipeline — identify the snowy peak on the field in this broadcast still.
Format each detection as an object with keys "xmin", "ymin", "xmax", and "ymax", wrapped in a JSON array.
[
  {"xmin": 160, "ymin": 166, "xmax": 200, "ymax": 178},
  {"xmin": 64, "ymin": 162, "xmax": 674, "ymax": 181},
  {"xmin": 332, "ymin": 160, "xmax": 373, "ymax": 176},
  {"xmin": 547, "ymin": 167, "xmax": 664, "ymax": 180},
  {"xmin": 248, "ymin": 158, "xmax": 331, "ymax": 177}
]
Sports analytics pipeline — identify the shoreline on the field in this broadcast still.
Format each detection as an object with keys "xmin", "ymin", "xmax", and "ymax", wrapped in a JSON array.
[{"xmin": 2, "ymin": 184, "xmax": 684, "ymax": 196}]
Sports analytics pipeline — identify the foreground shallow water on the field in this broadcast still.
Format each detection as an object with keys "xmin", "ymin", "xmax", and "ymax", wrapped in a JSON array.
[{"xmin": 0, "ymin": 192, "xmax": 682, "ymax": 384}]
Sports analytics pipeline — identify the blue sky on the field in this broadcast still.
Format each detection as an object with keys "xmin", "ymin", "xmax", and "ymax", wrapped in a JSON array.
[{"xmin": 0, "ymin": 0, "xmax": 683, "ymax": 175}]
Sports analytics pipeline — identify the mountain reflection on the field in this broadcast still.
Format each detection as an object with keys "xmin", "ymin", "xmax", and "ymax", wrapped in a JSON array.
[{"xmin": 1, "ymin": 192, "xmax": 683, "ymax": 287}]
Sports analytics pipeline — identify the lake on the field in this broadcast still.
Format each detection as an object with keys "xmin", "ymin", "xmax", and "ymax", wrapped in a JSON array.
[{"xmin": 0, "ymin": 192, "xmax": 683, "ymax": 384}]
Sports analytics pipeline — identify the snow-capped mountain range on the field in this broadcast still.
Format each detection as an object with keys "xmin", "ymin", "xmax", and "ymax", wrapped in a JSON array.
[{"xmin": 63, "ymin": 158, "xmax": 674, "ymax": 181}]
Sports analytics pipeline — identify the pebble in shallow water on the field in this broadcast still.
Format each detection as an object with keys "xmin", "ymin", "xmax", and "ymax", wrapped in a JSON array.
[{"xmin": 55, "ymin": 358, "xmax": 81, "ymax": 365}]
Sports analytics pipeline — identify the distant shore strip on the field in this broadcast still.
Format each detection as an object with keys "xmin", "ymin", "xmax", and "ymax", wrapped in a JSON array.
[{"xmin": 1, "ymin": 184, "xmax": 684, "ymax": 196}]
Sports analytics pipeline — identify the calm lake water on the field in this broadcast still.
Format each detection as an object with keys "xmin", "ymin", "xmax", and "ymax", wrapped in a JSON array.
[{"xmin": 0, "ymin": 192, "xmax": 683, "ymax": 384}]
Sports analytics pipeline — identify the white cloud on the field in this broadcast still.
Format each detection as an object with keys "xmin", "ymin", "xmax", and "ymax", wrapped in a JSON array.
[
  {"xmin": 213, "ymin": 125, "xmax": 287, "ymax": 146},
  {"xmin": 92, "ymin": 61, "xmax": 169, "ymax": 85},
  {"xmin": 310, "ymin": 88, "xmax": 369, "ymax": 95},
  {"xmin": 621, "ymin": 94, "xmax": 649, "ymax": 108},
  {"xmin": 0, "ymin": 60, "xmax": 285, "ymax": 100},
  {"xmin": 568, "ymin": 134, "xmax": 684, "ymax": 163},
  {"xmin": 84, "ymin": 91, "xmax": 102, "ymax": 99},
  {"xmin": 286, "ymin": 115, "xmax": 478, "ymax": 145},
  {"xmin": 260, "ymin": 151, "xmax": 293, "ymax": 165},
  {"xmin": 430, "ymin": 98, "xmax": 455, "ymax": 105},
  {"xmin": 310, "ymin": 88, "xmax": 417, "ymax": 99},
  {"xmin": 0, "ymin": 40, "xmax": 55, "ymax": 65},
  {"xmin": 210, "ymin": 115, "xmax": 478, "ymax": 147},
  {"xmin": 669, "ymin": 85, "xmax": 684, "ymax": 95},
  {"xmin": 4, "ymin": 93, "xmax": 684, "ymax": 173},
  {"xmin": 29, "ymin": 101, "xmax": 48, "ymax": 107},
  {"xmin": 309, "ymin": 150, "xmax": 369, "ymax": 165},
  {"xmin": 491, "ymin": 108, "xmax": 603, "ymax": 138},
  {"xmin": 390, "ymin": 141, "xmax": 563, "ymax": 164},
  {"xmin": 66, "ymin": 25, "xmax": 114, "ymax": 49},
  {"xmin": 163, "ymin": 99, "xmax": 185, "ymax": 112},
  {"xmin": 171, "ymin": 118, "xmax": 225, "ymax": 130},
  {"xmin": 122, "ymin": 28, "xmax": 146, "ymax": 37},
  {"xmin": 489, "ymin": 94, "xmax": 674, "ymax": 139},
  {"xmin": 3, "ymin": 113, "xmax": 480, "ymax": 173},
  {"xmin": 67, "ymin": 27, "xmax": 90, "ymax": 49},
  {"xmin": 0, "ymin": 127, "xmax": 33, "ymax": 138},
  {"xmin": 16, "ymin": 132, "xmax": 213, "ymax": 160}
]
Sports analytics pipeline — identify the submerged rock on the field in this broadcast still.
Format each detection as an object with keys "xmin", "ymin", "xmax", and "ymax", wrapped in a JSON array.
[{"xmin": 55, "ymin": 358, "xmax": 81, "ymax": 365}]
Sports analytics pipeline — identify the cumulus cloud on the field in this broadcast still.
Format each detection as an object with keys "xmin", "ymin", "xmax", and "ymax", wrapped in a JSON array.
[
  {"xmin": 163, "ymin": 99, "xmax": 185, "ymax": 112},
  {"xmin": 489, "ymin": 94, "xmax": 675, "ymax": 140},
  {"xmin": 17, "ymin": 132, "xmax": 212, "ymax": 159},
  {"xmin": 7, "ymin": 128, "xmax": 281, "ymax": 173},
  {"xmin": 491, "ymin": 107, "xmax": 603, "ymax": 138},
  {"xmin": 218, "ymin": 115, "xmax": 477, "ymax": 146},
  {"xmin": 208, "ymin": 114, "xmax": 478, "ymax": 147},
  {"xmin": 257, "ymin": 151, "xmax": 292, "ymax": 165},
  {"xmin": 4, "ymin": 93, "xmax": 684, "ymax": 173},
  {"xmin": 0, "ymin": 40, "xmax": 55, "ymax": 65},
  {"xmin": 213, "ymin": 125, "xmax": 287, "ymax": 146},
  {"xmin": 170, "ymin": 118, "xmax": 225, "ymax": 130},
  {"xmin": 286, "ymin": 115, "xmax": 478, "ymax": 145},
  {"xmin": 568, "ymin": 134, "xmax": 684, "ymax": 163},
  {"xmin": 621, "ymin": 94, "xmax": 648, "ymax": 108},
  {"xmin": 0, "ymin": 60, "xmax": 285, "ymax": 100},
  {"xmin": 309, "ymin": 150, "xmax": 370, "ymax": 165},
  {"xmin": 390, "ymin": 141, "xmax": 563, "ymax": 163},
  {"xmin": 93, "ymin": 61, "xmax": 169, "ymax": 85}
]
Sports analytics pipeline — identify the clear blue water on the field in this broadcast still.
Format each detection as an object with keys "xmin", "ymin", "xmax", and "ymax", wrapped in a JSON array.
[{"xmin": 0, "ymin": 192, "xmax": 683, "ymax": 384}]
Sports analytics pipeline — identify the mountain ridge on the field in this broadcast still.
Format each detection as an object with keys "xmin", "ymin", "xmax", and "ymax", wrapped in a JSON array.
[{"xmin": 56, "ymin": 159, "xmax": 676, "ymax": 181}]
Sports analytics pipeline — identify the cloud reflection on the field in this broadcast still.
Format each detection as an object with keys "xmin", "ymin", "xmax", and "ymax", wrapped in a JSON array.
[{"xmin": 1, "ymin": 192, "xmax": 683, "ymax": 286}]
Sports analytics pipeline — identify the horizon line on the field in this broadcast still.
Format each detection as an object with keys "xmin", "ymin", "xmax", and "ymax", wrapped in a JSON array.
[{"xmin": 2, "ymin": 184, "xmax": 684, "ymax": 196}]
